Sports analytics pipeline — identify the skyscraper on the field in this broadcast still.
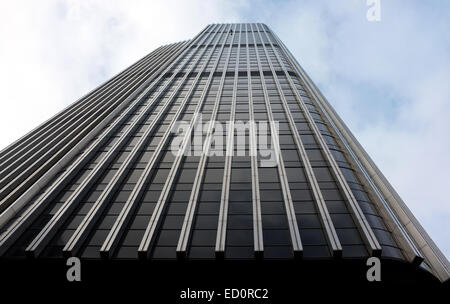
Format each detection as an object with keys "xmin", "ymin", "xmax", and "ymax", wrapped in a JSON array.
[{"xmin": 0, "ymin": 23, "xmax": 448, "ymax": 287}]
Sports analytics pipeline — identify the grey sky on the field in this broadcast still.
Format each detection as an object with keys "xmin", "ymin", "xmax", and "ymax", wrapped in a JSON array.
[{"xmin": 0, "ymin": 0, "xmax": 448, "ymax": 258}]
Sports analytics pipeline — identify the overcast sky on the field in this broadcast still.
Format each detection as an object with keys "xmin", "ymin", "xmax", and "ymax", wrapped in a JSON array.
[{"xmin": 0, "ymin": 0, "xmax": 449, "ymax": 259}]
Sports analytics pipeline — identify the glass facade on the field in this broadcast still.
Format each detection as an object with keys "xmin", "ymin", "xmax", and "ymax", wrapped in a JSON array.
[{"xmin": 0, "ymin": 23, "xmax": 448, "ymax": 282}]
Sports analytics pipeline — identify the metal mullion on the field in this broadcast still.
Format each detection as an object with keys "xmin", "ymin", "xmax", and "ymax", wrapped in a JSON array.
[
  {"xmin": 22, "ymin": 25, "xmax": 220, "ymax": 257},
  {"xmin": 100, "ymin": 24, "xmax": 227, "ymax": 259},
  {"xmin": 215, "ymin": 24, "xmax": 243, "ymax": 255},
  {"xmin": 0, "ymin": 43, "xmax": 173, "ymax": 172},
  {"xmin": 247, "ymin": 24, "xmax": 264, "ymax": 255},
  {"xmin": 215, "ymin": 117, "xmax": 234, "ymax": 254},
  {"xmin": 254, "ymin": 24, "xmax": 342, "ymax": 255},
  {"xmin": 258, "ymin": 24, "xmax": 381, "ymax": 256},
  {"xmin": 0, "ymin": 38, "xmax": 197, "ymax": 254},
  {"xmin": 136, "ymin": 24, "xmax": 232, "ymax": 259},
  {"xmin": 0, "ymin": 40, "xmax": 195, "ymax": 214},
  {"xmin": 0, "ymin": 45, "xmax": 167, "ymax": 162},
  {"xmin": 249, "ymin": 24, "xmax": 302, "ymax": 255},
  {"xmin": 176, "ymin": 24, "xmax": 238, "ymax": 257},
  {"xmin": 270, "ymin": 29, "xmax": 424, "ymax": 264}
]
